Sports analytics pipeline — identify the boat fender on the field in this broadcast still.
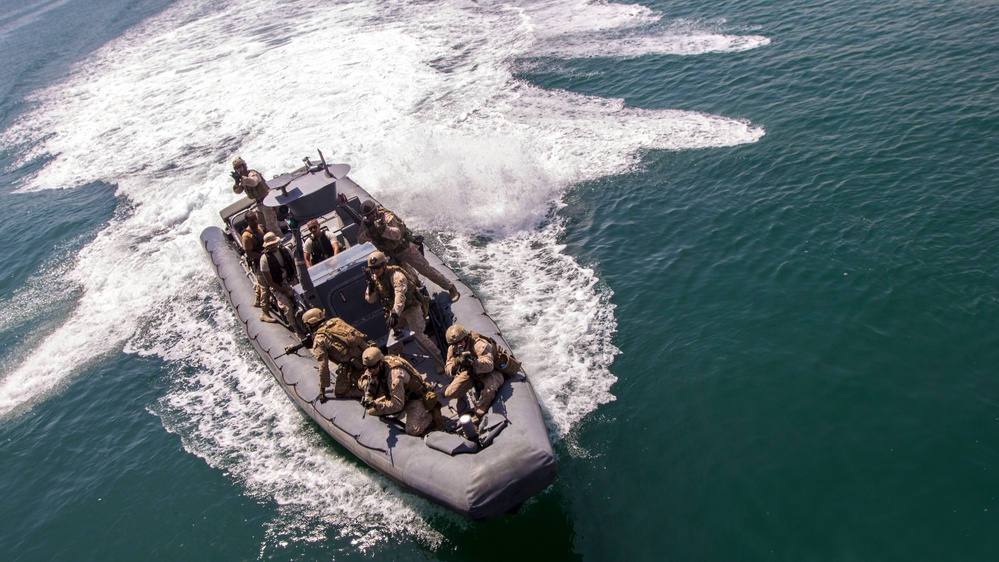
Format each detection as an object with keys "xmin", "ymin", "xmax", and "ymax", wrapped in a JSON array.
[{"xmin": 424, "ymin": 431, "xmax": 480, "ymax": 455}]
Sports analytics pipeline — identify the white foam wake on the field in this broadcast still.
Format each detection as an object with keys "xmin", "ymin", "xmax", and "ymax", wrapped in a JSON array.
[{"xmin": 0, "ymin": 0, "xmax": 767, "ymax": 549}]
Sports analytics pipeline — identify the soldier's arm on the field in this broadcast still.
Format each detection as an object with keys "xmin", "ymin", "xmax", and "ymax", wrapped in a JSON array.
[
  {"xmin": 444, "ymin": 345, "xmax": 459, "ymax": 378},
  {"xmin": 356, "ymin": 226, "xmax": 371, "ymax": 245},
  {"xmin": 241, "ymin": 233, "xmax": 260, "ymax": 262},
  {"xmin": 303, "ymin": 239, "xmax": 314, "ymax": 268},
  {"xmin": 379, "ymin": 212, "xmax": 405, "ymax": 242},
  {"xmin": 391, "ymin": 272, "xmax": 407, "ymax": 316},
  {"xmin": 473, "ymin": 340, "xmax": 496, "ymax": 374},
  {"xmin": 371, "ymin": 370, "xmax": 406, "ymax": 415},
  {"xmin": 247, "ymin": 170, "xmax": 268, "ymax": 189},
  {"xmin": 261, "ymin": 267, "xmax": 285, "ymax": 294},
  {"xmin": 312, "ymin": 340, "xmax": 330, "ymax": 380},
  {"xmin": 328, "ymin": 234, "xmax": 342, "ymax": 255},
  {"xmin": 364, "ymin": 283, "xmax": 378, "ymax": 304}
]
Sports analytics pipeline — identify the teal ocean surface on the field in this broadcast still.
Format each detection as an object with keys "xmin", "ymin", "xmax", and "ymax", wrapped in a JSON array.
[{"xmin": 2, "ymin": 0, "xmax": 997, "ymax": 560}]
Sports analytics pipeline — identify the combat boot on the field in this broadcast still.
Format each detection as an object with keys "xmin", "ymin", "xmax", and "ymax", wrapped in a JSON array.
[{"xmin": 448, "ymin": 285, "xmax": 460, "ymax": 303}]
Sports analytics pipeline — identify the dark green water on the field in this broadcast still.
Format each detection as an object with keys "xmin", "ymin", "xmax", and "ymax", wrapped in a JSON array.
[{"xmin": 1, "ymin": 0, "xmax": 998, "ymax": 560}]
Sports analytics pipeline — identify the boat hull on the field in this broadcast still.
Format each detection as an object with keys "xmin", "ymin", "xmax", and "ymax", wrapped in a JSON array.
[{"xmin": 200, "ymin": 173, "xmax": 556, "ymax": 519}]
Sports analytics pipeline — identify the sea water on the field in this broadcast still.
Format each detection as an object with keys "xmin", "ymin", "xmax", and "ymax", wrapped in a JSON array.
[{"xmin": 1, "ymin": 0, "xmax": 997, "ymax": 560}]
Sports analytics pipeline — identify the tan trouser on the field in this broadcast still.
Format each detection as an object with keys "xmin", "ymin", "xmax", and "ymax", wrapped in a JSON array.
[
  {"xmin": 402, "ymin": 399, "xmax": 433, "ymax": 436},
  {"xmin": 393, "ymin": 245, "xmax": 454, "ymax": 292},
  {"xmin": 333, "ymin": 364, "xmax": 364, "ymax": 399},
  {"xmin": 255, "ymin": 203, "xmax": 281, "ymax": 238},
  {"xmin": 444, "ymin": 369, "xmax": 503, "ymax": 415},
  {"xmin": 398, "ymin": 305, "xmax": 443, "ymax": 364}
]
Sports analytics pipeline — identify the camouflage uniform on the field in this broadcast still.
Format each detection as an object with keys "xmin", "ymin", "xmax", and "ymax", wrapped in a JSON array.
[
  {"xmin": 241, "ymin": 222, "xmax": 272, "ymax": 311},
  {"xmin": 364, "ymin": 265, "xmax": 443, "ymax": 364},
  {"xmin": 444, "ymin": 333, "xmax": 504, "ymax": 417},
  {"xmin": 233, "ymin": 166, "xmax": 281, "ymax": 238},
  {"xmin": 359, "ymin": 356, "xmax": 434, "ymax": 436},
  {"xmin": 312, "ymin": 318, "xmax": 369, "ymax": 399},
  {"xmin": 357, "ymin": 206, "xmax": 457, "ymax": 295}
]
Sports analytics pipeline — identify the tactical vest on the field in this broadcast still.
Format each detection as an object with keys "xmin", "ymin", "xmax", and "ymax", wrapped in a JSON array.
[
  {"xmin": 244, "ymin": 171, "xmax": 269, "ymax": 201},
  {"xmin": 384, "ymin": 355, "xmax": 426, "ymax": 398},
  {"xmin": 468, "ymin": 331, "xmax": 522, "ymax": 378},
  {"xmin": 315, "ymin": 319, "xmax": 366, "ymax": 359},
  {"xmin": 370, "ymin": 356, "xmax": 425, "ymax": 400},
  {"xmin": 263, "ymin": 247, "xmax": 296, "ymax": 285},
  {"xmin": 372, "ymin": 265, "xmax": 428, "ymax": 315},
  {"xmin": 308, "ymin": 233, "xmax": 336, "ymax": 263},
  {"xmin": 242, "ymin": 226, "xmax": 264, "ymax": 269},
  {"xmin": 366, "ymin": 207, "xmax": 414, "ymax": 254}
]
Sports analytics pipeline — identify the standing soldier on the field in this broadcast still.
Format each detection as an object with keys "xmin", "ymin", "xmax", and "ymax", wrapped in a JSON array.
[
  {"xmin": 356, "ymin": 199, "xmax": 460, "ymax": 303},
  {"xmin": 241, "ymin": 213, "xmax": 272, "ymax": 320},
  {"xmin": 363, "ymin": 251, "xmax": 443, "ymax": 365},
  {"xmin": 442, "ymin": 324, "xmax": 504, "ymax": 418},
  {"xmin": 232, "ymin": 157, "xmax": 281, "ymax": 237},
  {"xmin": 359, "ymin": 347, "xmax": 440, "ymax": 436},
  {"xmin": 260, "ymin": 232, "xmax": 297, "ymax": 324},
  {"xmin": 303, "ymin": 308, "xmax": 371, "ymax": 403}
]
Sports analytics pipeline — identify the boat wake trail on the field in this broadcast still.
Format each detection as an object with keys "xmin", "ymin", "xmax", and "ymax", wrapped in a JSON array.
[{"xmin": 0, "ymin": 0, "xmax": 766, "ymax": 551}]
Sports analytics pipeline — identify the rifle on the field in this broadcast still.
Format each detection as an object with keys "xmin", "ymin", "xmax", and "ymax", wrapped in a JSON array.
[
  {"xmin": 230, "ymin": 170, "xmax": 242, "ymax": 191},
  {"xmin": 361, "ymin": 367, "xmax": 380, "ymax": 418}
]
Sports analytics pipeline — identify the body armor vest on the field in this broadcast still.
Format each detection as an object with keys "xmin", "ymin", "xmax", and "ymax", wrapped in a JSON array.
[
  {"xmin": 316, "ymin": 319, "xmax": 366, "ymax": 359},
  {"xmin": 384, "ymin": 355, "xmax": 426, "ymax": 398},
  {"xmin": 467, "ymin": 331, "xmax": 521, "ymax": 377},
  {"xmin": 243, "ymin": 171, "xmax": 269, "ymax": 201},
  {"xmin": 372, "ymin": 265, "xmax": 425, "ymax": 314},
  {"xmin": 366, "ymin": 207, "xmax": 414, "ymax": 254},
  {"xmin": 309, "ymin": 233, "xmax": 336, "ymax": 263},
  {"xmin": 263, "ymin": 247, "xmax": 296, "ymax": 285}
]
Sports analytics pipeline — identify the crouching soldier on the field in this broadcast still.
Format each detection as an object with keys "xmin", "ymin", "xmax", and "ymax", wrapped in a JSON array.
[
  {"xmin": 303, "ymin": 308, "xmax": 371, "ymax": 403},
  {"xmin": 359, "ymin": 347, "xmax": 442, "ymax": 436},
  {"xmin": 443, "ymin": 324, "xmax": 504, "ymax": 418}
]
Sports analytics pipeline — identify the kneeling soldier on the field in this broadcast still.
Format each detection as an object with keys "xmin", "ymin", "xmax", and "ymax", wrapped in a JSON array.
[
  {"xmin": 303, "ymin": 308, "xmax": 370, "ymax": 403},
  {"xmin": 359, "ymin": 347, "xmax": 439, "ymax": 436},
  {"xmin": 443, "ymin": 324, "xmax": 504, "ymax": 418}
]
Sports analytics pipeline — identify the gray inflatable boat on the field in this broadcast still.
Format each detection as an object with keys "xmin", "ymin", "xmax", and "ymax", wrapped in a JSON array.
[{"xmin": 200, "ymin": 152, "xmax": 556, "ymax": 520}]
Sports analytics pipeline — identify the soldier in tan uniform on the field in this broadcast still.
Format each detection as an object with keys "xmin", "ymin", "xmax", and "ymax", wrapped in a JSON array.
[
  {"xmin": 240, "ymin": 213, "xmax": 273, "ymax": 318},
  {"xmin": 363, "ymin": 251, "xmax": 443, "ymax": 365},
  {"xmin": 232, "ymin": 157, "xmax": 281, "ymax": 237},
  {"xmin": 443, "ymin": 324, "xmax": 504, "ymax": 418},
  {"xmin": 358, "ymin": 348, "xmax": 438, "ymax": 436},
  {"xmin": 303, "ymin": 308, "xmax": 371, "ymax": 403},
  {"xmin": 356, "ymin": 200, "xmax": 460, "ymax": 303}
]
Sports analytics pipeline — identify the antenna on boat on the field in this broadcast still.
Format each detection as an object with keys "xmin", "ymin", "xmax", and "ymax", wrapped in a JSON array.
[{"xmin": 317, "ymin": 149, "xmax": 332, "ymax": 178}]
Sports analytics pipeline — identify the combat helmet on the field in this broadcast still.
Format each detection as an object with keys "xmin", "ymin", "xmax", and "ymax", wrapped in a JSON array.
[
  {"xmin": 367, "ymin": 251, "xmax": 388, "ymax": 268},
  {"xmin": 360, "ymin": 199, "xmax": 378, "ymax": 216},
  {"xmin": 302, "ymin": 308, "xmax": 325, "ymax": 327},
  {"xmin": 362, "ymin": 347, "xmax": 384, "ymax": 367},
  {"xmin": 446, "ymin": 324, "xmax": 470, "ymax": 345},
  {"xmin": 232, "ymin": 157, "xmax": 246, "ymax": 170}
]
